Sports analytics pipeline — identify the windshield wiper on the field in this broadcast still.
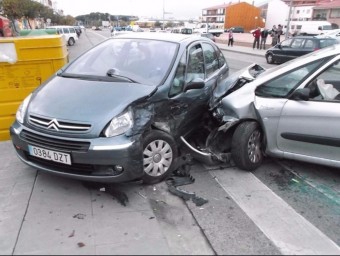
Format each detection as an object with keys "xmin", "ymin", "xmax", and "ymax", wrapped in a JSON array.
[{"xmin": 106, "ymin": 68, "xmax": 137, "ymax": 83}]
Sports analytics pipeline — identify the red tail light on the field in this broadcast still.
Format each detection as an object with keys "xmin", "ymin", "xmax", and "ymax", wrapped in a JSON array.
[{"xmin": 314, "ymin": 48, "xmax": 320, "ymax": 51}]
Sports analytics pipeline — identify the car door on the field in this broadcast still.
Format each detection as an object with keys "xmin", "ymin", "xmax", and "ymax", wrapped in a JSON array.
[
  {"xmin": 272, "ymin": 38, "xmax": 292, "ymax": 63},
  {"xmin": 287, "ymin": 38, "xmax": 306, "ymax": 60},
  {"xmin": 164, "ymin": 42, "xmax": 228, "ymax": 137},
  {"xmin": 300, "ymin": 38, "xmax": 315, "ymax": 56},
  {"xmin": 276, "ymin": 57, "xmax": 340, "ymax": 162}
]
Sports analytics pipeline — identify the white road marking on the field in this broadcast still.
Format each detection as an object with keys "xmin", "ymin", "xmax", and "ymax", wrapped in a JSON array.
[{"xmin": 211, "ymin": 167, "xmax": 340, "ymax": 255}]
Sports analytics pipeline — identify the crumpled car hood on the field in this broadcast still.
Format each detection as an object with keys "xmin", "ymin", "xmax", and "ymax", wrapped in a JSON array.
[
  {"xmin": 210, "ymin": 64, "xmax": 265, "ymax": 109},
  {"xmin": 27, "ymin": 76, "xmax": 157, "ymax": 135}
]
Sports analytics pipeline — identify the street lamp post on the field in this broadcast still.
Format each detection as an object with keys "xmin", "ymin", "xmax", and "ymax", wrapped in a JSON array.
[{"xmin": 285, "ymin": 0, "xmax": 293, "ymax": 39}]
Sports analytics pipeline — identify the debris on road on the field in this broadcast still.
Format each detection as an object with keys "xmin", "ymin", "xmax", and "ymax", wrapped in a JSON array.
[
  {"xmin": 73, "ymin": 213, "xmax": 86, "ymax": 219},
  {"xmin": 82, "ymin": 181, "xmax": 129, "ymax": 207},
  {"xmin": 166, "ymin": 155, "xmax": 208, "ymax": 207}
]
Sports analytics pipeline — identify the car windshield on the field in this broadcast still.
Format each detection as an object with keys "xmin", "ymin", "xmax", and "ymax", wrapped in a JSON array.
[
  {"xmin": 255, "ymin": 59, "xmax": 326, "ymax": 98},
  {"xmin": 63, "ymin": 38, "xmax": 178, "ymax": 85}
]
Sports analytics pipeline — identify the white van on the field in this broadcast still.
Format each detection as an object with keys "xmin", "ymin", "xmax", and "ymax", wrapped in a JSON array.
[
  {"xmin": 288, "ymin": 21, "xmax": 333, "ymax": 36},
  {"xmin": 46, "ymin": 26, "xmax": 78, "ymax": 46}
]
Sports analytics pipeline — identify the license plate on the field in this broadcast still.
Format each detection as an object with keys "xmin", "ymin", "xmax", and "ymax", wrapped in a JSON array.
[{"xmin": 28, "ymin": 145, "xmax": 72, "ymax": 165}]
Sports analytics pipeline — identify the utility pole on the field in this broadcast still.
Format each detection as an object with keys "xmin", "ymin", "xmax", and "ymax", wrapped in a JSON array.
[
  {"xmin": 162, "ymin": 0, "xmax": 172, "ymax": 30},
  {"xmin": 162, "ymin": 0, "xmax": 165, "ymax": 30},
  {"xmin": 285, "ymin": 0, "xmax": 293, "ymax": 39}
]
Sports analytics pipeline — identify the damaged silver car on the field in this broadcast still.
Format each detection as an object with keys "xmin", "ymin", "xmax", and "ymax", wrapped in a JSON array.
[
  {"xmin": 10, "ymin": 33, "xmax": 229, "ymax": 184},
  {"xmin": 183, "ymin": 44, "xmax": 340, "ymax": 170}
]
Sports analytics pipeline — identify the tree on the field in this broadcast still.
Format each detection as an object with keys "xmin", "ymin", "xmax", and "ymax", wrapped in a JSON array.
[{"xmin": 2, "ymin": 0, "xmax": 25, "ymax": 19}]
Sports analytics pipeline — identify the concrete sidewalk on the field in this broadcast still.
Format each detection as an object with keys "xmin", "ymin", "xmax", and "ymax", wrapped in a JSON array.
[{"xmin": 215, "ymin": 32, "xmax": 268, "ymax": 57}]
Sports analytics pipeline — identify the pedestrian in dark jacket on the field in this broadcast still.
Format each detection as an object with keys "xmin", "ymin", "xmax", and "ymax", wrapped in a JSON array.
[
  {"xmin": 260, "ymin": 28, "xmax": 269, "ymax": 50},
  {"xmin": 277, "ymin": 24, "xmax": 283, "ymax": 42},
  {"xmin": 252, "ymin": 27, "xmax": 261, "ymax": 49}
]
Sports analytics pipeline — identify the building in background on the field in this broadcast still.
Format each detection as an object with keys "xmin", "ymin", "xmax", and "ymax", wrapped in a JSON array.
[
  {"xmin": 202, "ymin": 2, "xmax": 265, "ymax": 32},
  {"xmin": 32, "ymin": 0, "xmax": 53, "ymax": 9}
]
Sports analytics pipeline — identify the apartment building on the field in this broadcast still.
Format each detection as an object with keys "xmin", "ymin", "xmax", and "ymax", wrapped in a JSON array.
[
  {"xmin": 202, "ymin": 2, "xmax": 264, "ymax": 31},
  {"xmin": 32, "ymin": 0, "xmax": 53, "ymax": 9}
]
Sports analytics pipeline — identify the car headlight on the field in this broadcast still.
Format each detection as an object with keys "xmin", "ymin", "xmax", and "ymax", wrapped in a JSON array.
[
  {"xmin": 104, "ymin": 110, "xmax": 133, "ymax": 137},
  {"xmin": 16, "ymin": 94, "xmax": 32, "ymax": 124}
]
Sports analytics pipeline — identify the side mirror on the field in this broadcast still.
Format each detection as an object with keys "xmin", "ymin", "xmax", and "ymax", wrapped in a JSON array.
[
  {"xmin": 184, "ymin": 78, "xmax": 205, "ymax": 91},
  {"xmin": 277, "ymin": 44, "xmax": 282, "ymax": 49},
  {"xmin": 318, "ymin": 26, "xmax": 322, "ymax": 30},
  {"xmin": 290, "ymin": 88, "xmax": 310, "ymax": 101}
]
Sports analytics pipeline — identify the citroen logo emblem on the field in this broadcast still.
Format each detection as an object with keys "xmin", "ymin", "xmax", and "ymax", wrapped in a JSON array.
[{"xmin": 47, "ymin": 118, "xmax": 60, "ymax": 131}]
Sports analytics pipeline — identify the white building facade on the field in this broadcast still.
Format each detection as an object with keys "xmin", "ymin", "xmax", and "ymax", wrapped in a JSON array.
[{"xmin": 265, "ymin": 0, "xmax": 290, "ymax": 29}]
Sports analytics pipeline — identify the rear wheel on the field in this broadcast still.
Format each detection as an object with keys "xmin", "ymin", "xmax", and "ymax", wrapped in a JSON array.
[
  {"xmin": 231, "ymin": 122, "xmax": 263, "ymax": 171},
  {"xmin": 142, "ymin": 130, "xmax": 178, "ymax": 184},
  {"xmin": 68, "ymin": 37, "xmax": 75, "ymax": 46},
  {"xmin": 266, "ymin": 53, "xmax": 274, "ymax": 64}
]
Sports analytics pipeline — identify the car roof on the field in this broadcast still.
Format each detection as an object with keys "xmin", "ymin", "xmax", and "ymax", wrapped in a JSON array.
[
  {"xmin": 111, "ymin": 32, "xmax": 211, "ymax": 44},
  {"xmin": 273, "ymin": 44, "xmax": 340, "ymax": 72}
]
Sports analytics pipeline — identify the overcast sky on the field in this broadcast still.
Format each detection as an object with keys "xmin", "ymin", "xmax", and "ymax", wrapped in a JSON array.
[{"xmin": 54, "ymin": 0, "xmax": 256, "ymax": 19}]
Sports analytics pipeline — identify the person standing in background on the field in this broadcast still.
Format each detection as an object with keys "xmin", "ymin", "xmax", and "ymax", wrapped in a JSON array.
[
  {"xmin": 260, "ymin": 28, "xmax": 269, "ymax": 50},
  {"xmin": 252, "ymin": 27, "xmax": 261, "ymax": 49},
  {"xmin": 228, "ymin": 29, "xmax": 234, "ymax": 46},
  {"xmin": 277, "ymin": 24, "xmax": 283, "ymax": 43},
  {"xmin": 271, "ymin": 25, "xmax": 278, "ymax": 46}
]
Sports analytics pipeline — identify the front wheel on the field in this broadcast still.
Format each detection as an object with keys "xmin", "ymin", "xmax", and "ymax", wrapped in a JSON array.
[
  {"xmin": 231, "ymin": 122, "xmax": 263, "ymax": 171},
  {"xmin": 142, "ymin": 130, "xmax": 178, "ymax": 184},
  {"xmin": 68, "ymin": 37, "xmax": 75, "ymax": 46}
]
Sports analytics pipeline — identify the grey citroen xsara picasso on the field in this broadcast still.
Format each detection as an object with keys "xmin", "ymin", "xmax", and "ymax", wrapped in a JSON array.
[{"xmin": 10, "ymin": 33, "xmax": 229, "ymax": 184}]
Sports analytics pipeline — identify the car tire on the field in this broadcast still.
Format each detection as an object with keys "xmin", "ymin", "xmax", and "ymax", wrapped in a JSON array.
[
  {"xmin": 142, "ymin": 130, "xmax": 178, "ymax": 184},
  {"xmin": 266, "ymin": 53, "xmax": 274, "ymax": 64},
  {"xmin": 68, "ymin": 38, "xmax": 75, "ymax": 46},
  {"xmin": 231, "ymin": 122, "xmax": 263, "ymax": 171}
]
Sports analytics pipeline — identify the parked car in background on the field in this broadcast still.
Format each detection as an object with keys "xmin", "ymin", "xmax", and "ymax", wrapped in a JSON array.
[
  {"xmin": 46, "ymin": 25, "xmax": 78, "ymax": 46},
  {"xmin": 183, "ymin": 45, "xmax": 340, "ymax": 171},
  {"xmin": 265, "ymin": 36, "xmax": 338, "ymax": 64},
  {"xmin": 288, "ymin": 21, "xmax": 333, "ymax": 36},
  {"xmin": 10, "ymin": 33, "xmax": 229, "ymax": 184},
  {"xmin": 230, "ymin": 26, "xmax": 244, "ymax": 33},
  {"xmin": 74, "ymin": 26, "xmax": 82, "ymax": 37},
  {"xmin": 171, "ymin": 27, "xmax": 193, "ymax": 34},
  {"xmin": 317, "ymin": 29, "xmax": 340, "ymax": 43}
]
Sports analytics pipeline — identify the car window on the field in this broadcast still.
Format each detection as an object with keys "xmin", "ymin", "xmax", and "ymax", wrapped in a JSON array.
[
  {"xmin": 309, "ymin": 60, "xmax": 340, "ymax": 101},
  {"xmin": 64, "ymin": 38, "xmax": 178, "ymax": 85},
  {"xmin": 281, "ymin": 39, "xmax": 292, "ymax": 48},
  {"xmin": 169, "ymin": 52, "xmax": 186, "ymax": 97},
  {"xmin": 291, "ymin": 39, "xmax": 304, "ymax": 48},
  {"xmin": 202, "ymin": 43, "xmax": 219, "ymax": 78},
  {"xmin": 216, "ymin": 47, "xmax": 226, "ymax": 68},
  {"xmin": 63, "ymin": 28, "xmax": 69, "ymax": 34},
  {"xmin": 255, "ymin": 59, "xmax": 325, "ymax": 98},
  {"xmin": 304, "ymin": 39, "xmax": 315, "ymax": 49},
  {"xmin": 69, "ymin": 28, "xmax": 76, "ymax": 33},
  {"xmin": 186, "ymin": 44, "xmax": 205, "ymax": 83},
  {"xmin": 319, "ymin": 39, "xmax": 337, "ymax": 48}
]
